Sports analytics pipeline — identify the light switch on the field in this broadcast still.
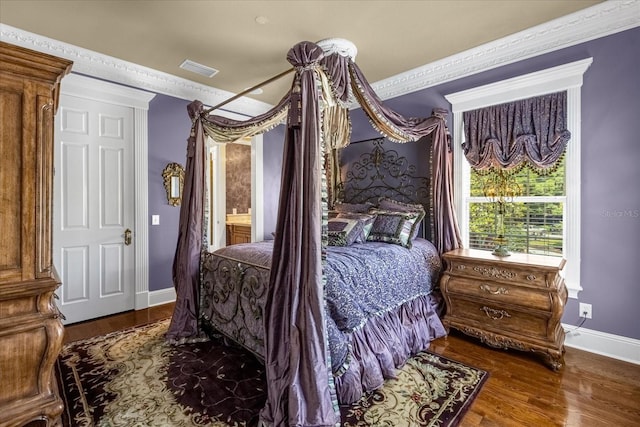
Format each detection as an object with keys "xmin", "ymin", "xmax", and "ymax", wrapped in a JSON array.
[{"xmin": 152, "ymin": 215, "xmax": 160, "ymax": 225}]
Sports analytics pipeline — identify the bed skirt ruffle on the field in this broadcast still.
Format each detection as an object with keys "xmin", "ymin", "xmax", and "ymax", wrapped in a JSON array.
[{"xmin": 333, "ymin": 293, "xmax": 447, "ymax": 404}]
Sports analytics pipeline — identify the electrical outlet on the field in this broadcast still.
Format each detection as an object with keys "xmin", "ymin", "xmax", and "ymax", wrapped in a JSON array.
[{"xmin": 579, "ymin": 302, "xmax": 592, "ymax": 319}]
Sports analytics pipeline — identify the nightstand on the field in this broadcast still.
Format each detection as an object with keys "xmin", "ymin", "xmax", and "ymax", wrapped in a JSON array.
[{"xmin": 440, "ymin": 248, "xmax": 567, "ymax": 370}]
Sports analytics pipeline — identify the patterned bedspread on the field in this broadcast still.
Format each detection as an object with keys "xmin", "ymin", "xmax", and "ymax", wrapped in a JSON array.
[{"xmin": 200, "ymin": 238, "xmax": 441, "ymax": 375}]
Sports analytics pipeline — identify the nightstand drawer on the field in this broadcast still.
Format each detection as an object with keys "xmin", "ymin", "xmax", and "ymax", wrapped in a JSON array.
[
  {"xmin": 448, "ymin": 297, "xmax": 548, "ymax": 339},
  {"xmin": 447, "ymin": 259, "xmax": 550, "ymax": 289},
  {"xmin": 445, "ymin": 277, "xmax": 552, "ymax": 311}
]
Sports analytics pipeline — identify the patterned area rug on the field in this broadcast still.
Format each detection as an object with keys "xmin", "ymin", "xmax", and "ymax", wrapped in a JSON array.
[{"xmin": 57, "ymin": 319, "xmax": 487, "ymax": 426}]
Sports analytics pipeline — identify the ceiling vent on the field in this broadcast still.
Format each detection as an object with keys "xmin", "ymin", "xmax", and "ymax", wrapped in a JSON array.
[{"xmin": 179, "ymin": 59, "xmax": 219, "ymax": 78}]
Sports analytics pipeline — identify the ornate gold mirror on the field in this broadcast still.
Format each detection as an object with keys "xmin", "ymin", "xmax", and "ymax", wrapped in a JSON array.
[{"xmin": 162, "ymin": 162, "xmax": 185, "ymax": 206}]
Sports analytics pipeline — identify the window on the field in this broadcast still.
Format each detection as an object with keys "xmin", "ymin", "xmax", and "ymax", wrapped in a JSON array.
[
  {"xmin": 445, "ymin": 58, "xmax": 592, "ymax": 298},
  {"xmin": 468, "ymin": 159, "xmax": 565, "ymax": 256}
]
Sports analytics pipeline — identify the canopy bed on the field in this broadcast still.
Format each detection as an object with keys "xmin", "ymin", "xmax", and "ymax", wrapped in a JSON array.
[{"xmin": 166, "ymin": 39, "xmax": 461, "ymax": 426}]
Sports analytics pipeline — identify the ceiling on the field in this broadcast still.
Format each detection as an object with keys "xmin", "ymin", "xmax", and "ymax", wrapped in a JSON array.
[{"xmin": 1, "ymin": 0, "xmax": 603, "ymax": 105}]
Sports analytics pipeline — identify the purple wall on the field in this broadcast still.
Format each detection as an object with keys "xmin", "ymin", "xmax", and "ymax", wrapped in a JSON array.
[
  {"xmin": 350, "ymin": 27, "xmax": 640, "ymax": 339},
  {"xmin": 147, "ymin": 94, "xmax": 192, "ymax": 291},
  {"xmin": 577, "ymin": 29, "xmax": 639, "ymax": 339}
]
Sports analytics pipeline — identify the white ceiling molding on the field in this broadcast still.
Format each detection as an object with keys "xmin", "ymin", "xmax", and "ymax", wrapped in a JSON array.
[
  {"xmin": 372, "ymin": 0, "xmax": 640, "ymax": 100},
  {"xmin": 1, "ymin": 1, "xmax": 638, "ymax": 114},
  {"xmin": 0, "ymin": 24, "xmax": 272, "ymax": 117}
]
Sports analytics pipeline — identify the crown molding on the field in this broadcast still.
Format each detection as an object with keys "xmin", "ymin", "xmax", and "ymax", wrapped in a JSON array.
[
  {"xmin": 2, "ymin": 1, "xmax": 639, "ymax": 110},
  {"xmin": 0, "ymin": 23, "xmax": 273, "ymax": 117},
  {"xmin": 372, "ymin": 0, "xmax": 640, "ymax": 100},
  {"xmin": 445, "ymin": 58, "xmax": 593, "ymax": 112}
]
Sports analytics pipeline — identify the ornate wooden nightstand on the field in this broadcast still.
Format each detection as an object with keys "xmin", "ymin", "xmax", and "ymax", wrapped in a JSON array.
[{"xmin": 440, "ymin": 248, "xmax": 567, "ymax": 370}]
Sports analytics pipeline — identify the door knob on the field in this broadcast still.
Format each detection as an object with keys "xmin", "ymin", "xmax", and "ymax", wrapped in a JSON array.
[{"xmin": 124, "ymin": 228, "xmax": 132, "ymax": 245}]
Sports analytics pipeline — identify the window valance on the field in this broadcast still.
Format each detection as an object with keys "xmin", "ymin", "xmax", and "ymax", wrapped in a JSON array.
[{"xmin": 462, "ymin": 91, "xmax": 571, "ymax": 173}]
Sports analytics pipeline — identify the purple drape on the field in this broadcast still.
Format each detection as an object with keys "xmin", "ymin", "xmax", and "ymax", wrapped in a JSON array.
[
  {"xmin": 169, "ymin": 40, "xmax": 462, "ymax": 425},
  {"xmin": 260, "ymin": 42, "xmax": 339, "ymax": 427},
  {"xmin": 166, "ymin": 101, "xmax": 207, "ymax": 343},
  {"xmin": 431, "ymin": 111, "xmax": 463, "ymax": 253},
  {"xmin": 462, "ymin": 91, "xmax": 570, "ymax": 171}
]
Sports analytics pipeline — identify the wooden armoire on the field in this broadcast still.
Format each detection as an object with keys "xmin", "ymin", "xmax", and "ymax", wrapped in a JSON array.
[{"xmin": 0, "ymin": 42, "xmax": 72, "ymax": 426}]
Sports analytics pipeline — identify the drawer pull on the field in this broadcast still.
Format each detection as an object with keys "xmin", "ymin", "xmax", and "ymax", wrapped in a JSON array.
[
  {"xmin": 479, "ymin": 284, "xmax": 508, "ymax": 295},
  {"xmin": 481, "ymin": 306, "xmax": 511, "ymax": 320}
]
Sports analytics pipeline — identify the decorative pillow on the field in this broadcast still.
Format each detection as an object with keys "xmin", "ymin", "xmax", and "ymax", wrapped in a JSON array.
[
  {"xmin": 367, "ymin": 209, "xmax": 421, "ymax": 248},
  {"xmin": 377, "ymin": 198, "xmax": 425, "ymax": 240},
  {"xmin": 333, "ymin": 202, "xmax": 374, "ymax": 214},
  {"xmin": 327, "ymin": 217, "xmax": 364, "ymax": 246},
  {"xmin": 336, "ymin": 212, "xmax": 377, "ymax": 243}
]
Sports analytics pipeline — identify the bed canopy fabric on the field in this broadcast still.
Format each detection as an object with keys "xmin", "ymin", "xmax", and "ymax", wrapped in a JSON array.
[{"xmin": 166, "ymin": 39, "xmax": 461, "ymax": 426}]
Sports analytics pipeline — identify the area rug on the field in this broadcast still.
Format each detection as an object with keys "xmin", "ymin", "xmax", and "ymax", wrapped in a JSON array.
[{"xmin": 57, "ymin": 319, "xmax": 487, "ymax": 426}]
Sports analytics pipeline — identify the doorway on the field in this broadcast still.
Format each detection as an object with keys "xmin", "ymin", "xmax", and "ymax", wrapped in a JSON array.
[
  {"xmin": 53, "ymin": 74, "xmax": 155, "ymax": 324},
  {"xmin": 206, "ymin": 134, "xmax": 263, "ymax": 251}
]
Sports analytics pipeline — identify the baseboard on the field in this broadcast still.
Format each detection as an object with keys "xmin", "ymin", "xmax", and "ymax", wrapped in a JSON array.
[
  {"xmin": 134, "ymin": 288, "xmax": 175, "ymax": 312},
  {"xmin": 563, "ymin": 323, "xmax": 640, "ymax": 365},
  {"xmin": 148, "ymin": 287, "xmax": 177, "ymax": 307}
]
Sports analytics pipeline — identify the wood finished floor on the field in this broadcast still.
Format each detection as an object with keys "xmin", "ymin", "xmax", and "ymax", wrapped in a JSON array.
[{"xmin": 64, "ymin": 303, "xmax": 640, "ymax": 426}]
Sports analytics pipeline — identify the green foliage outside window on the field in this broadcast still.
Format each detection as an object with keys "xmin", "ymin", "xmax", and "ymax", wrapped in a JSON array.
[{"xmin": 468, "ymin": 157, "xmax": 565, "ymax": 256}]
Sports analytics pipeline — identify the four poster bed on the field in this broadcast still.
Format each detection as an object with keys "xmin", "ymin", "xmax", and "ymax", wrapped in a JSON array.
[
  {"xmin": 201, "ymin": 138, "xmax": 445, "ymax": 405},
  {"xmin": 167, "ymin": 39, "xmax": 461, "ymax": 426}
]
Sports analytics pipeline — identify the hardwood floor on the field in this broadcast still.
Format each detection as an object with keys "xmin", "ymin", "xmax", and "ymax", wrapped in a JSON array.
[
  {"xmin": 64, "ymin": 303, "xmax": 640, "ymax": 426},
  {"xmin": 429, "ymin": 331, "xmax": 640, "ymax": 426},
  {"xmin": 63, "ymin": 303, "xmax": 174, "ymax": 344}
]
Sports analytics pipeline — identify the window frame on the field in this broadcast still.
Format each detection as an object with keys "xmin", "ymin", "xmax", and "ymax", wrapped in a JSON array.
[{"xmin": 445, "ymin": 58, "xmax": 592, "ymax": 298}]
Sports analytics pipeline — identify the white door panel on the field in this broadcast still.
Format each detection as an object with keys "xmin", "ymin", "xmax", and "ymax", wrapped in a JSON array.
[{"xmin": 54, "ymin": 94, "xmax": 135, "ymax": 324}]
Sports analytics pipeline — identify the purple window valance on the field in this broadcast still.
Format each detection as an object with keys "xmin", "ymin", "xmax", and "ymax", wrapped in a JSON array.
[{"xmin": 462, "ymin": 91, "xmax": 571, "ymax": 173}]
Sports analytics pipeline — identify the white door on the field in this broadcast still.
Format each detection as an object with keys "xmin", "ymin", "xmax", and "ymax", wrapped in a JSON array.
[{"xmin": 54, "ymin": 94, "xmax": 135, "ymax": 324}]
